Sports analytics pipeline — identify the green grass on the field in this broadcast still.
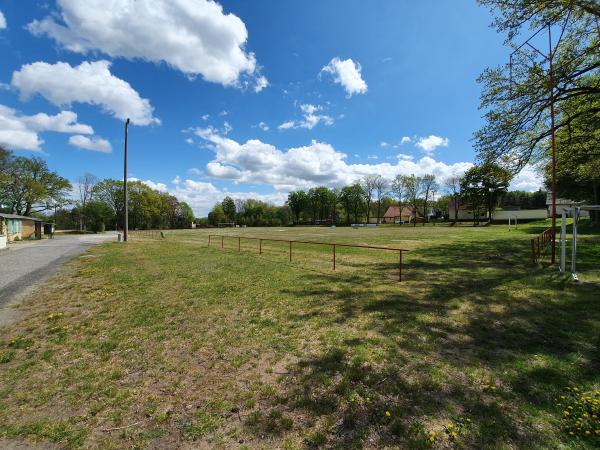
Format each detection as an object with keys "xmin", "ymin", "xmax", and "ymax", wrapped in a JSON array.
[{"xmin": 0, "ymin": 221, "xmax": 599, "ymax": 449}]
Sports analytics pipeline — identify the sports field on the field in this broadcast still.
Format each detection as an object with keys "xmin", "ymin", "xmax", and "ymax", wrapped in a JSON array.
[{"xmin": 0, "ymin": 221, "xmax": 599, "ymax": 449}]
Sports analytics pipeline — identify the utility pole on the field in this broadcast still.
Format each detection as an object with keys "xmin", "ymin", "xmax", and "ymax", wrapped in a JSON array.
[{"xmin": 123, "ymin": 118, "xmax": 130, "ymax": 242}]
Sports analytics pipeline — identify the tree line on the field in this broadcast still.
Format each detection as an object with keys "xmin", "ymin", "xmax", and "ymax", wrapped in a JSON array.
[
  {"xmin": 0, "ymin": 147, "xmax": 194, "ymax": 231},
  {"xmin": 205, "ymin": 162, "xmax": 542, "ymax": 227}
]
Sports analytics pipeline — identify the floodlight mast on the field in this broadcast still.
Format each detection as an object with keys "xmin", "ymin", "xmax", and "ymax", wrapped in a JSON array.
[{"xmin": 508, "ymin": 9, "xmax": 571, "ymax": 264}]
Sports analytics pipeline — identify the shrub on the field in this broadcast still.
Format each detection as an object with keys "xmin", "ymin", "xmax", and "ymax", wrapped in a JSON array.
[{"xmin": 91, "ymin": 222, "xmax": 105, "ymax": 233}]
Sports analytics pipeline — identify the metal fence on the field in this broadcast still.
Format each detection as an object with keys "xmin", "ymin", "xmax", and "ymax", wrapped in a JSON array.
[
  {"xmin": 207, "ymin": 234, "xmax": 408, "ymax": 282},
  {"xmin": 531, "ymin": 228, "xmax": 554, "ymax": 264}
]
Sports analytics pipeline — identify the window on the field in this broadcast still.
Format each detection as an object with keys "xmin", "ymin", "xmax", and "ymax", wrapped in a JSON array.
[{"xmin": 7, "ymin": 219, "xmax": 22, "ymax": 234}]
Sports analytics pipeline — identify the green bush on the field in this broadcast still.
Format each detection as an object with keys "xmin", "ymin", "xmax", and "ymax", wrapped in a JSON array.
[{"xmin": 90, "ymin": 222, "xmax": 105, "ymax": 233}]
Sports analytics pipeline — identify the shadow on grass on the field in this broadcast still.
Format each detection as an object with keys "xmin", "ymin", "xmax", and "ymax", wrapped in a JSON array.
[{"xmin": 248, "ymin": 234, "xmax": 600, "ymax": 448}]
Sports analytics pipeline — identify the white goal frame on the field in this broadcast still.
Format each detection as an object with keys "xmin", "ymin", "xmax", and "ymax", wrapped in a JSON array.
[{"xmin": 559, "ymin": 205, "xmax": 600, "ymax": 282}]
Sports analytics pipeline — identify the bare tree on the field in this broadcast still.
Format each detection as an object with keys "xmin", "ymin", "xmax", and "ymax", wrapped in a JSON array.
[
  {"xmin": 78, "ymin": 173, "xmax": 98, "ymax": 231},
  {"xmin": 421, "ymin": 174, "xmax": 439, "ymax": 225},
  {"xmin": 391, "ymin": 175, "xmax": 406, "ymax": 223},
  {"xmin": 445, "ymin": 176, "xmax": 462, "ymax": 224},
  {"xmin": 361, "ymin": 175, "xmax": 378, "ymax": 224},
  {"xmin": 373, "ymin": 176, "xmax": 388, "ymax": 224}
]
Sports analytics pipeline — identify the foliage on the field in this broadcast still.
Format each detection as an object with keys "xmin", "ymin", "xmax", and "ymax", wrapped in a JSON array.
[
  {"xmin": 475, "ymin": 0, "xmax": 600, "ymax": 172},
  {"xmin": 461, "ymin": 163, "xmax": 512, "ymax": 222},
  {"xmin": 0, "ymin": 149, "xmax": 72, "ymax": 216},
  {"xmin": 221, "ymin": 196, "xmax": 236, "ymax": 222},
  {"xmin": 339, "ymin": 183, "xmax": 366, "ymax": 225}
]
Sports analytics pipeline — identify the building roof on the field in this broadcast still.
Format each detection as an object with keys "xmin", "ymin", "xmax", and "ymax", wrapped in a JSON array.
[
  {"xmin": 0, "ymin": 213, "xmax": 43, "ymax": 222},
  {"xmin": 383, "ymin": 206, "xmax": 415, "ymax": 218}
]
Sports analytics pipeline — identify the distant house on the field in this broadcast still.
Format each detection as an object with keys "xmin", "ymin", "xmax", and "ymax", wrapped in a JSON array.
[
  {"xmin": 448, "ymin": 199, "xmax": 486, "ymax": 221},
  {"xmin": 0, "ymin": 213, "xmax": 43, "ymax": 243},
  {"xmin": 545, "ymin": 193, "xmax": 589, "ymax": 218},
  {"xmin": 382, "ymin": 206, "xmax": 421, "ymax": 223}
]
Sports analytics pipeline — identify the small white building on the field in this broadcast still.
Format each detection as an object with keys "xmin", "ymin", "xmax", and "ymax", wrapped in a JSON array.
[{"xmin": 546, "ymin": 193, "xmax": 589, "ymax": 217}]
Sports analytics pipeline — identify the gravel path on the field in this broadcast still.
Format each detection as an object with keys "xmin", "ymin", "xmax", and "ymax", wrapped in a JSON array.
[{"xmin": 0, "ymin": 232, "xmax": 117, "ymax": 305}]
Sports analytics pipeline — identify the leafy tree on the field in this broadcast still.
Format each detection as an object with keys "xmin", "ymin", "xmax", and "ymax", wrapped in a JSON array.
[
  {"xmin": 208, "ymin": 204, "xmax": 226, "ymax": 226},
  {"xmin": 475, "ymin": 0, "xmax": 600, "ymax": 172},
  {"xmin": 361, "ymin": 175, "xmax": 380, "ymax": 223},
  {"xmin": 461, "ymin": 163, "xmax": 512, "ymax": 223},
  {"xmin": 84, "ymin": 201, "xmax": 115, "ymax": 233},
  {"xmin": 287, "ymin": 191, "xmax": 307, "ymax": 224},
  {"xmin": 0, "ymin": 154, "xmax": 71, "ymax": 216},
  {"xmin": 339, "ymin": 183, "xmax": 365, "ymax": 225},
  {"xmin": 403, "ymin": 175, "xmax": 423, "ymax": 227},
  {"xmin": 221, "ymin": 196, "xmax": 236, "ymax": 222},
  {"xmin": 444, "ymin": 175, "xmax": 462, "ymax": 224},
  {"xmin": 421, "ymin": 174, "xmax": 439, "ymax": 224}
]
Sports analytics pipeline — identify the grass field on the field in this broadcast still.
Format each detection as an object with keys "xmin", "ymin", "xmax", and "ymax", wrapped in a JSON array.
[{"xmin": 0, "ymin": 221, "xmax": 599, "ymax": 449}]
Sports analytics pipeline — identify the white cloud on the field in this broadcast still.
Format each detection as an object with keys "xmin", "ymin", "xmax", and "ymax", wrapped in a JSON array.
[
  {"xmin": 185, "ymin": 138, "xmax": 194, "ymax": 145},
  {"xmin": 68, "ymin": 134, "xmax": 112, "ymax": 153},
  {"xmin": 188, "ymin": 167, "xmax": 202, "ymax": 176},
  {"xmin": 415, "ymin": 135, "xmax": 449, "ymax": 154},
  {"xmin": 400, "ymin": 136, "xmax": 412, "ymax": 145},
  {"xmin": 380, "ymin": 141, "xmax": 390, "ymax": 148},
  {"xmin": 509, "ymin": 165, "xmax": 543, "ymax": 192},
  {"xmin": 27, "ymin": 0, "xmax": 265, "ymax": 89},
  {"xmin": 278, "ymin": 103, "xmax": 334, "ymax": 131},
  {"xmin": 320, "ymin": 57, "xmax": 368, "ymax": 97},
  {"xmin": 201, "ymin": 114, "xmax": 210, "ymax": 121},
  {"xmin": 396, "ymin": 153, "xmax": 414, "ymax": 161},
  {"xmin": 278, "ymin": 121, "xmax": 295, "ymax": 130},
  {"xmin": 367, "ymin": 155, "xmax": 378, "ymax": 160},
  {"xmin": 223, "ymin": 121, "xmax": 233, "ymax": 134},
  {"xmin": 0, "ymin": 104, "xmax": 93, "ymax": 151},
  {"xmin": 0, "ymin": 10, "xmax": 6, "ymax": 29},
  {"xmin": 12, "ymin": 61, "xmax": 158, "ymax": 126},
  {"xmin": 254, "ymin": 76, "xmax": 269, "ymax": 93},
  {"xmin": 219, "ymin": 110, "xmax": 229, "ymax": 116},
  {"xmin": 258, "ymin": 121, "xmax": 269, "ymax": 131},
  {"xmin": 194, "ymin": 128, "xmax": 473, "ymax": 192}
]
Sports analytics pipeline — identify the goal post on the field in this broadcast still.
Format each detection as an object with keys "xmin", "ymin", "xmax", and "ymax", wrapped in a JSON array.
[
  {"xmin": 560, "ymin": 205, "xmax": 600, "ymax": 282},
  {"xmin": 217, "ymin": 222, "xmax": 235, "ymax": 228}
]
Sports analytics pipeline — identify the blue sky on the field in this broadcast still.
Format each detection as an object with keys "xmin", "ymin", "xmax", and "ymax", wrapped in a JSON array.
[{"xmin": 0, "ymin": 0, "xmax": 542, "ymax": 215}]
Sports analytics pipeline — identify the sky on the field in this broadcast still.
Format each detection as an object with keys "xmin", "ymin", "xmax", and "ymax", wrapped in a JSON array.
[{"xmin": 0, "ymin": 0, "xmax": 543, "ymax": 215}]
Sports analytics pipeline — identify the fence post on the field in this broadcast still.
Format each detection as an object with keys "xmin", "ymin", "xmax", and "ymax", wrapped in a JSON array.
[
  {"xmin": 289, "ymin": 241, "xmax": 292, "ymax": 262},
  {"xmin": 399, "ymin": 250, "xmax": 402, "ymax": 282},
  {"xmin": 259, "ymin": 239, "xmax": 262, "ymax": 255},
  {"xmin": 208, "ymin": 235, "xmax": 211, "ymax": 247},
  {"xmin": 221, "ymin": 235, "xmax": 224, "ymax": 249},
  {"xmin": 238, "ymin": 236, "xmax": 241, "ymax": 252},
  {"xmin": 531, "ymin": 238, "xmax": 535, "ymax": 264},
  {"xmin": 537, "ymin": 236, "xmax": 540, "ymax": 260},
  {"xmin": 333, "ymin": 244, "xmax": 336, "ymax": 271}
]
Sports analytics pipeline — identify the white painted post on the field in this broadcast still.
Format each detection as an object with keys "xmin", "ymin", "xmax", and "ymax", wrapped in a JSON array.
[
  {"xmin": 559, "ymin": 210, "xmax": 566, "ymax": 273},
  {"xmin": 571, "ymin": 206, "xmax": 579, "ymax": 281}
]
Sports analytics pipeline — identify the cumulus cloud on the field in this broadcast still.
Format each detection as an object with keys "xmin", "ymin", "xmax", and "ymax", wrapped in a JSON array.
[
  {"xmin": 12, "ymin": 61, "xmax": 158, "ymax": 126},
  {"xmin": 320, "ymin": 57, "xmax": 368, "ymax": 97},
  {"xmin": 68, "ymin": 135, "xmax": 112, "ymax": 153},
  {"xmin": 278, "ymin": 103, "xmax": 333, "ymax": 131},
  {"xmin": 27, "ymin": 0, "xmax": 266, "ymax": 88},
  {"xmin": 509, "ymin": 165, "xmax": 543, "ymax": 192},
  {"xmin": 194, "ymin": 128, "xmax": 473, "ymax": 192},
  {"xmin": 0, "ymin": 10, "xmax": 6, "ymax": 29},
  {"xmin": 257, "ymin": 121, "xmax": 269, "ymax": 131},
  {"xmin": 415, "ymin": 135, "xmax": 449, "ymax": 154},
  {"xmin": 400, "ymin": 136, "xmax": 412, "ymax": 145},
  {"xmin": 0, "ymin": 104, "xmax": 93, "ymax": 151},
  {"xmin": 254, "ymin": 75, "xmax": 269, "ymax": 93}
]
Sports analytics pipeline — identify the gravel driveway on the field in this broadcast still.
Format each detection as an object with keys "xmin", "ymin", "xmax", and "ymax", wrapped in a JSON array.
[{"xmin": 0, "ymin": 232, "xmax": 117, "ymax": 304}]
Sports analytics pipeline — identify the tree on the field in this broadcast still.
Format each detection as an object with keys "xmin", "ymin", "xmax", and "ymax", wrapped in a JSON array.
[
  {"xmin": 0, "ymin": 155, "xmax": 71, "ymax": 216},
  {"xmin": 221, "ymin": 196, "xmax": 236, "ymax": 223},
  {"xmin": 391, "ymin": 175, "xmax": 406, "ymax": 219},
  {"xmin": 84, "ymin": 201, "xmax": 114, "ymax": 233},
  {"xmin": 373, "ymin": 176, "xmax": 388, "ymax": 224},
  {"xmin": 208, "ymin": 204, "xmax": 226, "ymax": 226},
  {"xmin": 340, "ymin": 183, "xmax": 365, "ymax": 225},
  {"xmin": 403, "ymin": 175, "xmax": 423, "ymax": 227},
  {"xmin": 287, "ymin": 191, "xmax": 307, "ymax": 224},
  {"xmin": 421, "ymin": 174, "xmax": 439, "ymax": 224},
  {"xmin": 361, "ymin": 175, "xmax": 379, "ymax": 223},
  {"xmin": 543, "ymin": 77, "xmax": 600, "ymax": 225},
  {"xmin": 461, "ymin": 163, "xmax": 512, "ymax": 223},
  {"xmin": 445, "ymin": 175, "xmax": 462, "ymax": 224},
  {"xmin": 475, "ymin": 1, "xmax": 600, "ymax": 172},
  {"xmin": 92, "ymin": 179, "xmax": 123, "ymax": 230},
  {"xmin": 77, "ymin": 173, "xmax": 98, "ymax": 231}
]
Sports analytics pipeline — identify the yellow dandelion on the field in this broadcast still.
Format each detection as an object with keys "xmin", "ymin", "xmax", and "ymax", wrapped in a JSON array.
[{"xmin": 385, "ymin": 411, "xmax": 391, "ymax": 417}]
